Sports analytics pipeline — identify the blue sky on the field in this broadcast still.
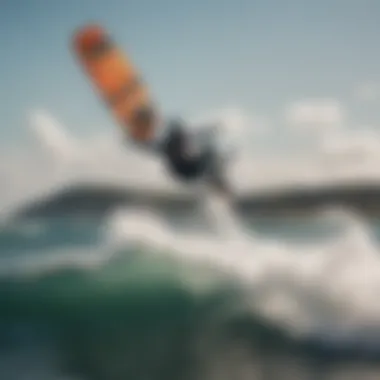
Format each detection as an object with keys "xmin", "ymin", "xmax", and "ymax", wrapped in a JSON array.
[{"xmin": 1, "ymin": 0, "xmax": 380, "ymax": 145}]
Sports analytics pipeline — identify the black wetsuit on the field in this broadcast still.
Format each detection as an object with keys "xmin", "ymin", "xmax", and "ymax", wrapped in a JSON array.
[
  {"xmin": 160, "ymin": 120, "xmax": 229, "ymax": 193},
  {"xmin": 130, "ymin": 113, "xmax": 230, "ymax": 192}
]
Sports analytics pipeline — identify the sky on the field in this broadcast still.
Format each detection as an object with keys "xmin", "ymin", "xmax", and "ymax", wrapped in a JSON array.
[{"xmin": 1, "ymin": 0, "xmax": 380, "ymax": 146}]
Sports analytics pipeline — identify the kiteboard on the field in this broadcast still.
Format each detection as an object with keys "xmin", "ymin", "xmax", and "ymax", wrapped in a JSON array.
[{"xmin": 72, "ymin": 24, "xmax": 158, "ymax": 143}]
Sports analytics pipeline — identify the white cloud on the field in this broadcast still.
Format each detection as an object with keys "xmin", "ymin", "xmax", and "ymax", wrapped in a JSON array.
[
  {"xmin": 189, "ymin": 106, "xmax": 266, "ymax": 141},
  {"xmin": 284, "ymin": 98, "xmax": 344, "ymax": 130},
  {"xmin": 188, "ymin": 106, "xmax": 267, "ymax": 156},
  {"xmin": 320, "ymin": 126, "xmax": 380, "ymax": 158},
  {"xmin": 6, "ymin": 105, "xmax": 380, "ymax": 218},
  {"xmin": 355, "ymin": 82, "xmax": 378, "ymax": 102}
]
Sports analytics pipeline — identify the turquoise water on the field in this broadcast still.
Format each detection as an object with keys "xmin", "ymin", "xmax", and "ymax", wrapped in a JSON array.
[{"xmin": 1, "ymin": 211, "xmax": 380, "ymax": 380}]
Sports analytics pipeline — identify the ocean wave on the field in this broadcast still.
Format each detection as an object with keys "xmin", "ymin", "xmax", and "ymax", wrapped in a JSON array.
[
  {"xmin": 0, "ymin": 203, "xmax": 379, "ymax": 350},
  {"xmin": 0, "ymin": 202, "xmax": 380, "ymax": 379}
]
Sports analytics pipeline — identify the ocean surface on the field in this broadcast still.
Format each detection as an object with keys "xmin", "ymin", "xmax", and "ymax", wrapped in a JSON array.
[
  {"xmin": 1, "ymin": 196, "xmax": 380, "ymax": 380},
  {"xmin": 3, "ymin": 108, "xmax": 380, "ymax": 379}
]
